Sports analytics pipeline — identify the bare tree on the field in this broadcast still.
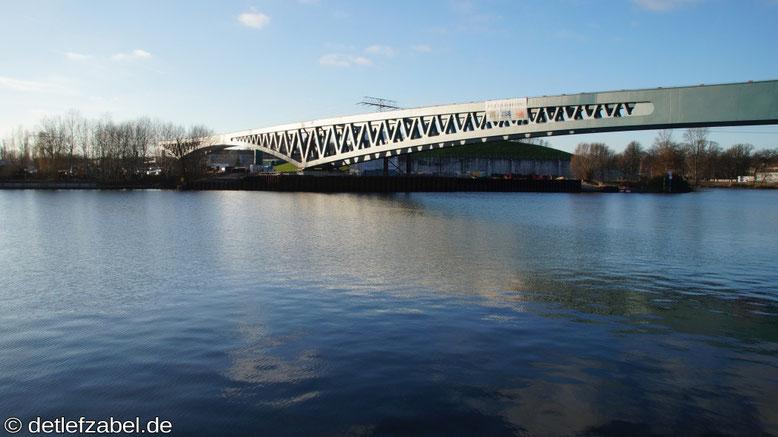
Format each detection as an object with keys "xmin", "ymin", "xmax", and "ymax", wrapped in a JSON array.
[
  {"xmin": 721, "ymin": 144, "xmax": 753, "ymax": 179},
  {"xmin": 0, "ymin": 134, "xmax": 19, "ymax": 179},
  {"xmin": 3, "ymin": 109, "xmax": 223, "ymax": 184},
  {"xmin": 75, "ymin": 116, "xmax": 91, "ymax": 176},
  {"xmin": 12, "ymin": 126, "xmax": 32, "ymax": 171},
  {"xmin": 35, "ymin": 115, "xmax": 69, "ymax": 176},
  {"xmin": 2, "ymin": 126, "xmax": 30, "ymax": 173},
  {"xmin": 92, "ymin": 114, "xmax": 121, "ymax": 181},
  {"xmin": 159, "ymin": 124, "xmax": 214, "ymax": 183},
  {"xmin": 116, "ymin": 121, "xmax": 135, "ymax": 173},
  {"xmin": 647, "ymin": 130, "xmax": 684, "ymax": 178},
  {"xmin": 618, "ymin": 141, "xmax": 645, "ymax": 180},
  {"xmin": 682, "ymin": 127, "xmax": 710, "ymax": 185},
  {"xmin": 131, "ymin": 117, "xmax": 155, "ymax": 174},
  {"xmin": 571, "ymin": 142, "xmax": 613, "ymax": 181},
  {"xmin": 0, "ymin": 133, "xmax": 17, "ymax": 168},
  {"xmin": 703, "ymin": 141, "xmax": 722, "ymax": 181},
  {"xmin": 62, "ymin": 109, "xmax": 84, "ymax": 174}
]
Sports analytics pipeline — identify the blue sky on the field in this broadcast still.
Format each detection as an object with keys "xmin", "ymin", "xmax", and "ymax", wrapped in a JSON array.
[{"xmin": 1, "ymin": 0, "xmax": 777, "ymax": 153}]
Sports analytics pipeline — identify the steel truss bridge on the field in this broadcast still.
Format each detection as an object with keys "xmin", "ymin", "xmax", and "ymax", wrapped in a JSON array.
[{"xmin": 188, "ymin": 80, "xmax": 778, "ymax": 169}]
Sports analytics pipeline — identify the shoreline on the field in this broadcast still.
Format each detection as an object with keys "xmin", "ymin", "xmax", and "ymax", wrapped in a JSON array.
[
  {"xmin": 2, "ymin": 177, "xmax": 776, "ymax": 192},
  {"xmin": 0, "ymin": 175, "xmax": 580, "ymax": 193},
  {"xmin": 0, "ymin": 181, "xmax": 166, "ymax": 190}
]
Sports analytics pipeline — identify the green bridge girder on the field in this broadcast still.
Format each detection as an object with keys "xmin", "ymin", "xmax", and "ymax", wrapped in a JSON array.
[{"xmin": 192, "ymin": 80, "xmax": 777, "ymax": 168}]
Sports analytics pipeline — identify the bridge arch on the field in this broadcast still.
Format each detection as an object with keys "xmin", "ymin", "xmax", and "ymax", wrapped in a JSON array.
[{"xmin": 190, "ymin": 80, "xmax": 778, "ymax": 169}]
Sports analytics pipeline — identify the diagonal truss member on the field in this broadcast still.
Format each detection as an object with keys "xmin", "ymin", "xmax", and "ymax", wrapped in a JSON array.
[{"xmin": 185, "ymin": 80, "xmax": 778, "ymax": 169}]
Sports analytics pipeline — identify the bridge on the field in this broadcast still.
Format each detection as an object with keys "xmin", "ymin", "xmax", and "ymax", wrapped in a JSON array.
[{"xmin": 189, "ymin": 80, "xmax": 778, "ymax": 169}]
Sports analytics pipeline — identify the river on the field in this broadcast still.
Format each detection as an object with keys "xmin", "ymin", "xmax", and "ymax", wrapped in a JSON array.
[{"xmin": 0, "ymin": 189, "xmax": 776, "ymax": 436}]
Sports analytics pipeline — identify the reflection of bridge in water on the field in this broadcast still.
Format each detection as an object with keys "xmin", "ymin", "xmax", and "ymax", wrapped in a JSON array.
[{"xmin": 189, "ymin": 80, "xmax": 778, "ymax": 169}]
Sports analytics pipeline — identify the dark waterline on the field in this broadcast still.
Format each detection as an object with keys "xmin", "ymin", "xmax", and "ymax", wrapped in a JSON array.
[{"xmin": 1, "ymin": 189, "xmax": 776, "ymax": 436}]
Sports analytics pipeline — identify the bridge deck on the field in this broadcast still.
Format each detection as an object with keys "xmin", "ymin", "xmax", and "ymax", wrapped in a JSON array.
[{"xmin": 195, "ymin": 80, "xmax": 778, "ymax": 169}]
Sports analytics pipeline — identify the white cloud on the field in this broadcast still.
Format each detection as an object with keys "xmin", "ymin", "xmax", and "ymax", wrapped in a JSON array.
[
  {"xmin": 65, "ymin": 52, "xmax": 91, "ymax": 61},
  {"xmin": 365, "ymin": 45, "xmax": 395, "ymax": 57},
  {"xmin": 319, "ymin": 54, "xmax": 348, "ymax": 67},
  {"xmin": 0, "ymin": 76, "xmax": 74, "ymax": 95},
  {"xmin": 632, "ymin": 0, "xmax": 702, "ymax": 11},
  {"xmin": 351, "ymin": 56, "xmax": 372, "ymax": 66},
  {"xmin": 238, "ymin": 8, "xmax": 270, "ymax": 29},
  {"xmin": 319, "ymin": 54, "xmax": 372, "ymax": 67},
  {"xmin": 410, "ymin": 44, "xmax": 432, "ymax": 53},
  {"xmin": 112, "ymin": 49, "xmax": 151, "ymax": 61}
]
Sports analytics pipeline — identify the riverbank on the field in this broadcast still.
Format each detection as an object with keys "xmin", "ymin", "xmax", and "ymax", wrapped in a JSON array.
[
  {"xmin": 5, "ymin": 176, "xmax": 775, "ymax": 192},
  {"xmin": 699, "ymin": 181, "xmax": 778, "ymax": 189},
  {"xmin": 0, "ymin": 174, "xmax": 580, "ymax": 192},
  {"xmin": 0, "ymin": 176, "xmax": 580, "ymax": 192},
  {"xmin": 185, "ymin": 174, "xmax": 581, "ymax": 193},
  {"xmin": 0, "ymin": 181, "xmax": 170, "ymax": 190}
]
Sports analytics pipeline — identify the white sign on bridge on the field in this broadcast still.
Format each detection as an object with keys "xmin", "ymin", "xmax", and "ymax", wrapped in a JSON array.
[{"xmin": 485, "ymin": 98, "xmax": 529, "ymax": 122}]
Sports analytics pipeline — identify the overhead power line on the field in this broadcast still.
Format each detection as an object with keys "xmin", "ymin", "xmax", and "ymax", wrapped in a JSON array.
[{"xmin": 358, "ymin": 96, "xmax": 401, "ymax": 112}]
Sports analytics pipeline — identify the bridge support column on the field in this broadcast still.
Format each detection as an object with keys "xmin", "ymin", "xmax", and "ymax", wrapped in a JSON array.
[
  {"xmin": 405, "ymin": 154, "xmax": 412, "ymax": 175},
  {"xmin": 383, "ymin": 157, "xmax": 389, "ymax": 176}
]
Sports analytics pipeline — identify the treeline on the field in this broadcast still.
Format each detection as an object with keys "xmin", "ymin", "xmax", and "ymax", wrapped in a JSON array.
[
  {"xmin": 0, "ymin": 110, "xmax": 213, "ymax": 183},
  {"xmin": 571, "ymin": 128, "xmax": 778, "ymax": 184}
]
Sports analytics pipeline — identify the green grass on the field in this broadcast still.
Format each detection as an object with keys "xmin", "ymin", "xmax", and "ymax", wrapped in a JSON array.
[
  {"xmin": 274, "ymin": 162, "xmax": 299, "ymax": 172},
  {"xmin": 275, "ymin": 162, "xmax": 351, "ymax": 172},
  {"xmin": 412, "ymin": 141, "xmax": 572, "ymax": 160}
]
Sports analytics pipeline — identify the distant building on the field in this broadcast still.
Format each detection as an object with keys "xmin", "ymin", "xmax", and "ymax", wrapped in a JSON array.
[
  {"xmin": 209, "ymin": 150, "xmax": 261, "ymax": 168},
  {"xmin": 350, "ymin": 141, "xmax": 572, "ymax": 178},
  {"xmin": 756, "ymin": 167, "xmax": 778, "ymax": 183}
]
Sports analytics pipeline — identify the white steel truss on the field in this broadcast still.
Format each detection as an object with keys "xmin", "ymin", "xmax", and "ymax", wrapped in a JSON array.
[
  {"xmin": 192, "ymin": 80, "xmax": 778, "ymax": 169},
  {"xmin": 226, "ymin": 101, "xmax": 652, "ymax": 168}
]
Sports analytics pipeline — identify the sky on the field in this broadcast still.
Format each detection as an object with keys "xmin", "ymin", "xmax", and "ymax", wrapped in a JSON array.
[{"xmin": 1, "ymin": 0, "xmax": 777, "ymax": 154}]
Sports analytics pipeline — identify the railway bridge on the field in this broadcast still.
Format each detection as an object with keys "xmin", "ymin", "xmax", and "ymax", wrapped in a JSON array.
[{"xmin": 180, "ymin": 80, "xmax": 778, "ymax": 169}]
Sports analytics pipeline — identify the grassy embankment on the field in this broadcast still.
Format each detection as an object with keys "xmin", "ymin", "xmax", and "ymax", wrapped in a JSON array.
[{"xmin": 274, "ymin": 162, "xmax": 299, "ymax": 172}]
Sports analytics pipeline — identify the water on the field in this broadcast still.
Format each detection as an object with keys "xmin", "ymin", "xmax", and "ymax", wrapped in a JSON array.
[{"xmin": 0, "ymin": 189, "xmax": 776, "ymax": 436}]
